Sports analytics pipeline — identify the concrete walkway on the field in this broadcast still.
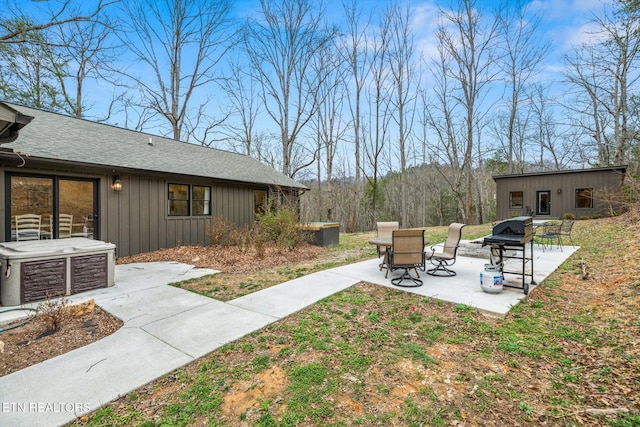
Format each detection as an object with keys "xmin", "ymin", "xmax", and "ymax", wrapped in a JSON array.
[{"xmin": 0, "ymin": 245, "xmax": 577, "ymax": 427}]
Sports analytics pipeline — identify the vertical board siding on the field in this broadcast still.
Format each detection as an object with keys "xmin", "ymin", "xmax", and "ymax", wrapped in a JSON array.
[
  {"xmin": 112, "ymin": 177, "xmax": 257, "ymax": 256},
  {"xmin": 0, "ymin": 165, "xmax": 267, "ymax": 257}
]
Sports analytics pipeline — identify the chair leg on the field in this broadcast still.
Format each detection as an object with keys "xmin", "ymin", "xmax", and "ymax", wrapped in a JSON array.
[
  {"xmin": 426, "ymin": 260, "xmax": 456, "ymax": 276},
  {"xmin": 391, "ymin": 268, "xmax": 423, "ymax": 287}
]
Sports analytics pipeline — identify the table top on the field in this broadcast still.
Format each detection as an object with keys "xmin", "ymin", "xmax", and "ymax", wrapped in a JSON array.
[
  {"xmin": 368, "ymin": 237, "xmax": 392, "ymax": 246},
  {"xmin": 368, "ymin": 236, "xmax": 430, "ymax": 246}
]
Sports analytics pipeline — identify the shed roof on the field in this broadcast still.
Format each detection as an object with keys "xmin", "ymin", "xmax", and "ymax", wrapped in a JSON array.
[
  {"xmin": 492, "ymin": 166, "xmax": 627, "ymax": 181},
  {"xmin": 0, "ymin": 102, "xmax": 306, "ymax": 190}
]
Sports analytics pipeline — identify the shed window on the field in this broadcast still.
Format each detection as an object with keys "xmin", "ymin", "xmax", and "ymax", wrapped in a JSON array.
[
  {"xmin": 168, "ymin": 184, "xmax": 211, "ymax": 216},
  {"xmin": 509, "ymin": 191, "xmax": 523, "ymax": 209},
  {"xmin": 575, "ymin": 188, "xmax": 593, "ymax": 208}
]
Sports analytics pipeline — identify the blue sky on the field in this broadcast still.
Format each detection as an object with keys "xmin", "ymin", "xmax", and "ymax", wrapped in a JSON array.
[{"xmin": 16, "ymin": 0, "xmax": 619, "ymax": 174}]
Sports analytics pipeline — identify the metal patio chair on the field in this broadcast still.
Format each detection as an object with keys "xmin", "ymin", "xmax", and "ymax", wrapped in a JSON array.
[
  {"xmin": 425, "ymin": 223, "xmax": 466, "ymax": 276},
  {"xmin": 559, "ymin": 220, "xmax": 575, "ymax": 246},
  {"xmin": 385, "ymin": 229, "xmax": 425, "ymax": 287},
  {"xmin": 538, "ymin": 223, "xmax": 562, "ymax": 251}
]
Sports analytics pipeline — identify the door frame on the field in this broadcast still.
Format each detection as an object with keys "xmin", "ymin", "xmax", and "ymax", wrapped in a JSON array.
[
  {"xmin": 536, "ymin": 190, "xmax": 551, "ymax": 216},
  {"xmin": 5, "ymin": 172, "xmax": 99, "ymax": 240}
]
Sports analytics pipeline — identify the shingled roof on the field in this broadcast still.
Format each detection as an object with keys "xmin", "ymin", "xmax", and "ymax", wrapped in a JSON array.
[{"xmin": 1, "ymin": 103, "xmax": 306, "ymax": 190}]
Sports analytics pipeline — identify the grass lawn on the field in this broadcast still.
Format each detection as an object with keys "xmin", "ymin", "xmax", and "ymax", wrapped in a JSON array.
[{"xmin": 74, "ymin": 216, "xmax": 639, "ymax": 426}]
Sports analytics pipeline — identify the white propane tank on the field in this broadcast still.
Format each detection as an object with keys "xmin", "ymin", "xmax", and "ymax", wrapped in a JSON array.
[{"xmin": 480, "ymin": 266, "xmax": 503, "ymax": 294}]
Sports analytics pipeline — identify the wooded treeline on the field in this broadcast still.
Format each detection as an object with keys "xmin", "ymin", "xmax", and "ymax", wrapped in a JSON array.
[{"xmin": 1, "ymin": 0, "xmax": 639, "ymax": 230}]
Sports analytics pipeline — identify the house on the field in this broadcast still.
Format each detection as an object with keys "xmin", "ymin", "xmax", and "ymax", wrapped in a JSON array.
[
  {"xmin": 493, "ymin": 166, "xmax": 627, "ymax": 220},
  {"xmin": 0, "ymin": 102, "xmax": 307, "ymax": 257}
]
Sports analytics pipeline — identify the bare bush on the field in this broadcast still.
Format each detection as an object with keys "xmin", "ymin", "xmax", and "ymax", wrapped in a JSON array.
[{"xmin": 37, "ymin": 295, "xmax": 69, "ymax": 333}]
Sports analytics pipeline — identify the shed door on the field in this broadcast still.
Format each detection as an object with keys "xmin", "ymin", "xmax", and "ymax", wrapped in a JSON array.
[{"xmin": 536, "ymin": 191, "xmax": 551, "ymax": 216}]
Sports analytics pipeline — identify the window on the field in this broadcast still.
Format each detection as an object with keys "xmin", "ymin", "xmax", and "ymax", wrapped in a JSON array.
[
  {"xmin": 168, "ymin": 184, "xmax": 190, "ymax": 216},
  {"xmin": 509, "ymin": 191, "xmax": 523, "ymax": 209},
  {"xmin": 575, "ymin": 188, "xmax": 593, "ymax": 208},
  {"xmin": 168, "ymin": 184, "xmax": 212, "ymax": 216},
  {"xmin": 254, "ymin": 189, "xmax": 267, "ymax": 215},
  {"xmin": 192, "ymin": 186, "xmax": 211, "ymax": 215}
]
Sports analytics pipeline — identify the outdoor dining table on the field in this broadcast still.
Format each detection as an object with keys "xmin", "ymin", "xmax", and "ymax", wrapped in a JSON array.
[
  {"xmin": 368, "ymin": 234, "xmax": 429, "ymax": 272},
  {"xmin": 368, "ymin": 236, "xmax": 393, "ymax": 270}
]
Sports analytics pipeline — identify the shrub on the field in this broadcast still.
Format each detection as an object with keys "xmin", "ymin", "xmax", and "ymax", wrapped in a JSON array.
[
  {"xmin": 579, "ymin": 215, "xmax": 592, "ymax": 220},
  {"xmin": 229, "ymin": 225, "xmax": 251, "ymax": 251},
  {"xmin": 206, "ymin": 205, "xmax": 310, "ymax": 253},
  {"xmin": 37, "ymin": 295, "xmax": 69, "ymax": 333},
  {"xmin": 256, "ymin": 205, "xmax": 310, "ymax": 249},
  {"xmin": 207, "ymin": 215, "xmax": 235, "ymax": 246},
  {"xmin": 251, "ymin": 226, "xmax": 268, "ymax": 258},
  {"xmin": 563, "ymin": 212, "xmax": 575, "ymax": 220}
]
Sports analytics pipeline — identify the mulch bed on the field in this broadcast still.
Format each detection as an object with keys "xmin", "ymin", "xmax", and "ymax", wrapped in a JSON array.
[{"xmin": 0, "ymin": 302, "xmax": 123, "ymax": 377}]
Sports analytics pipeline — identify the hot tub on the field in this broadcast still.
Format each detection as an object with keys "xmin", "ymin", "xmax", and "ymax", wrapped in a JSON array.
[
  {"xmin": 301, "ymin": 222, "xmax": 340, "ymax": 247},
  {"xmin": 0, "ymin": 238, "xmax": 116, "ymax": 306}
]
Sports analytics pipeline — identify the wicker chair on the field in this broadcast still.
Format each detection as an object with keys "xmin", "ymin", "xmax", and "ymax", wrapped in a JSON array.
[
  {"xmin": 425, "ymin": 223, "xmax": 466, "ymax": 276},
  {"xmin": 385, "ymin": 229, "xmax": 425, "ymax": 287}
]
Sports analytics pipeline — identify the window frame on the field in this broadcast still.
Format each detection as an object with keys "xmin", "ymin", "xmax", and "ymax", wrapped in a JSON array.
[
  {"xmin": 192, "ymin": 185, "xmax": 211, "ymax": 216},
  {"xmin": 575, "ymin": 188, "xmax": 593, "ymax": 209},
  {"xmin": 509, "ymin": 190, "xmax": 524, "ymax": 209},
  {"xmin": 254, "ymin": 189, "xmax": 268, "ymax": 215},
  {"xmin": 168, "ymin": 183, "xmax": 212, "ymax": 217}
]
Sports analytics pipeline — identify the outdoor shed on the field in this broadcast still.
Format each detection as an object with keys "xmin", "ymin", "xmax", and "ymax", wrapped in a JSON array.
[
  {"xmin": 493, "ymin": 166, "xmax": 627, "ymax": 220},
  {"xmin": 0, "ymin": 102, "xmax": 306, "ymax": 257}
]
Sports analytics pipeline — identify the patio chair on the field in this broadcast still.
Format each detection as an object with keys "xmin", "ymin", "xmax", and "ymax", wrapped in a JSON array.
[
  {"xmin": 15, "ymin": 214, "xmax": 42, "ymax": 241},
  {"xmin": 376, "ymin": 221, "xmax": 399, "ymax": 258},
  {"xmin": 538, "ymin": 223, "xmax": 562, "ymax": 251},
  {"xmin": 385, "ymin": 229, "xmax": 425, "ymax": 287},
  {"xmin": 425, "ymin": 223, "xmax": 466, "ymax": 276},
  {"xmin": 559, "ymin": 220, "xmax": 575, "ymax": 246}
]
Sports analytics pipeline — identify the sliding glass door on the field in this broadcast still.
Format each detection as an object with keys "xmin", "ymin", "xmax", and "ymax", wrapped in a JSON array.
[{"xmin": 7, "ymin": 174, "xmax": 98, "ymax": 241}]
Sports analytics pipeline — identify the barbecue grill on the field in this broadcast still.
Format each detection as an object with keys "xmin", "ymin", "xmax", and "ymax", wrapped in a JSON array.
[{"xmin": 482, "ymin": 216, "xmax": 536, "ymax": 294}]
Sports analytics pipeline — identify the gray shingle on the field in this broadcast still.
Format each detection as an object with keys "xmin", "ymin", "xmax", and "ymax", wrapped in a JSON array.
[{"xmin": 3, "ymin": 103, "xmax": 306, "ymax": 189}]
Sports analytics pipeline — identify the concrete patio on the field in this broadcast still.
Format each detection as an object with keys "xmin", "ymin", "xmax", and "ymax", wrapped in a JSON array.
[{"xmin": 0, "ymin": 243, "xmax": 578, "ymax": 426}]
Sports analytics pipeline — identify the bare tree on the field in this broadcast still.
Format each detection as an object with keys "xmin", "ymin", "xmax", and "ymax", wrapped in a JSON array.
[
  {"xmin": 49, "ymin": 16, "xmax": 120, "ymax": 118},
  {"xmin": 312, "ymin": 44, "xmax": 349, "ymax": 221},
  {"xmin": 119, "ymin": 0, "xmax": 235, "ymax": 141},
  {"xmin": 341, "ymin": 0, "xmax": 372, "ymax": 230},
  {"xmin": 496, "ymin": 0, "xmax": 550, "ymax": 173},
  {"xmin": 363, "ymin": 10, "xmax": 392, "ymax": 225},
  {"xmin": 425, "ymin": 40, "xmax": 467, "ymax": 221},
  {"xmin": 244, "ymin": 0, "xmax": 336, "ymax": 178},
  {"xmin": 564, "ymin": 3, "xmax": 640, "ymax": 166},
  {"xmin": 0, "ymin": 0, "xmax": 118, "ymax": 43},
  {"xmin": 387, "ymin": 3, "xmax": 419, "ymax": 228},
  {"xmin": 436, "ymin": 0, "xmax": 499, "ymax": 224},
  {"xmin": 219, "ymin": 57, "xmax": 263, "ymax": 156}
]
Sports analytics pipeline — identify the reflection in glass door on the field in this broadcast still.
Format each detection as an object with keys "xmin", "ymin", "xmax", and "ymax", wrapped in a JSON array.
[
  {"xmin": 10, "ymin": 176, "xmax": 53, "ymax": 241},
  {"xmin": 536, "ymin": 190, "xmax": 551, "ymax": 216},
  {"xmin": 8, "ymin": 175, "xmax": 97, "ymax": 241},
  {"xmin": 59, "ymin": 179, "xmax": 97, "ymax": 239}
]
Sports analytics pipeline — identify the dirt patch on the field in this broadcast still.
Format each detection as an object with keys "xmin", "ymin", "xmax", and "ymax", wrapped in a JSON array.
[
  {"xmin": 221, "ymin": 365, "xmax": 288, "ymax": 417},
  {"xmin": 0, "ymin": 301, "xmax": 122, "ymax": 377}
]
